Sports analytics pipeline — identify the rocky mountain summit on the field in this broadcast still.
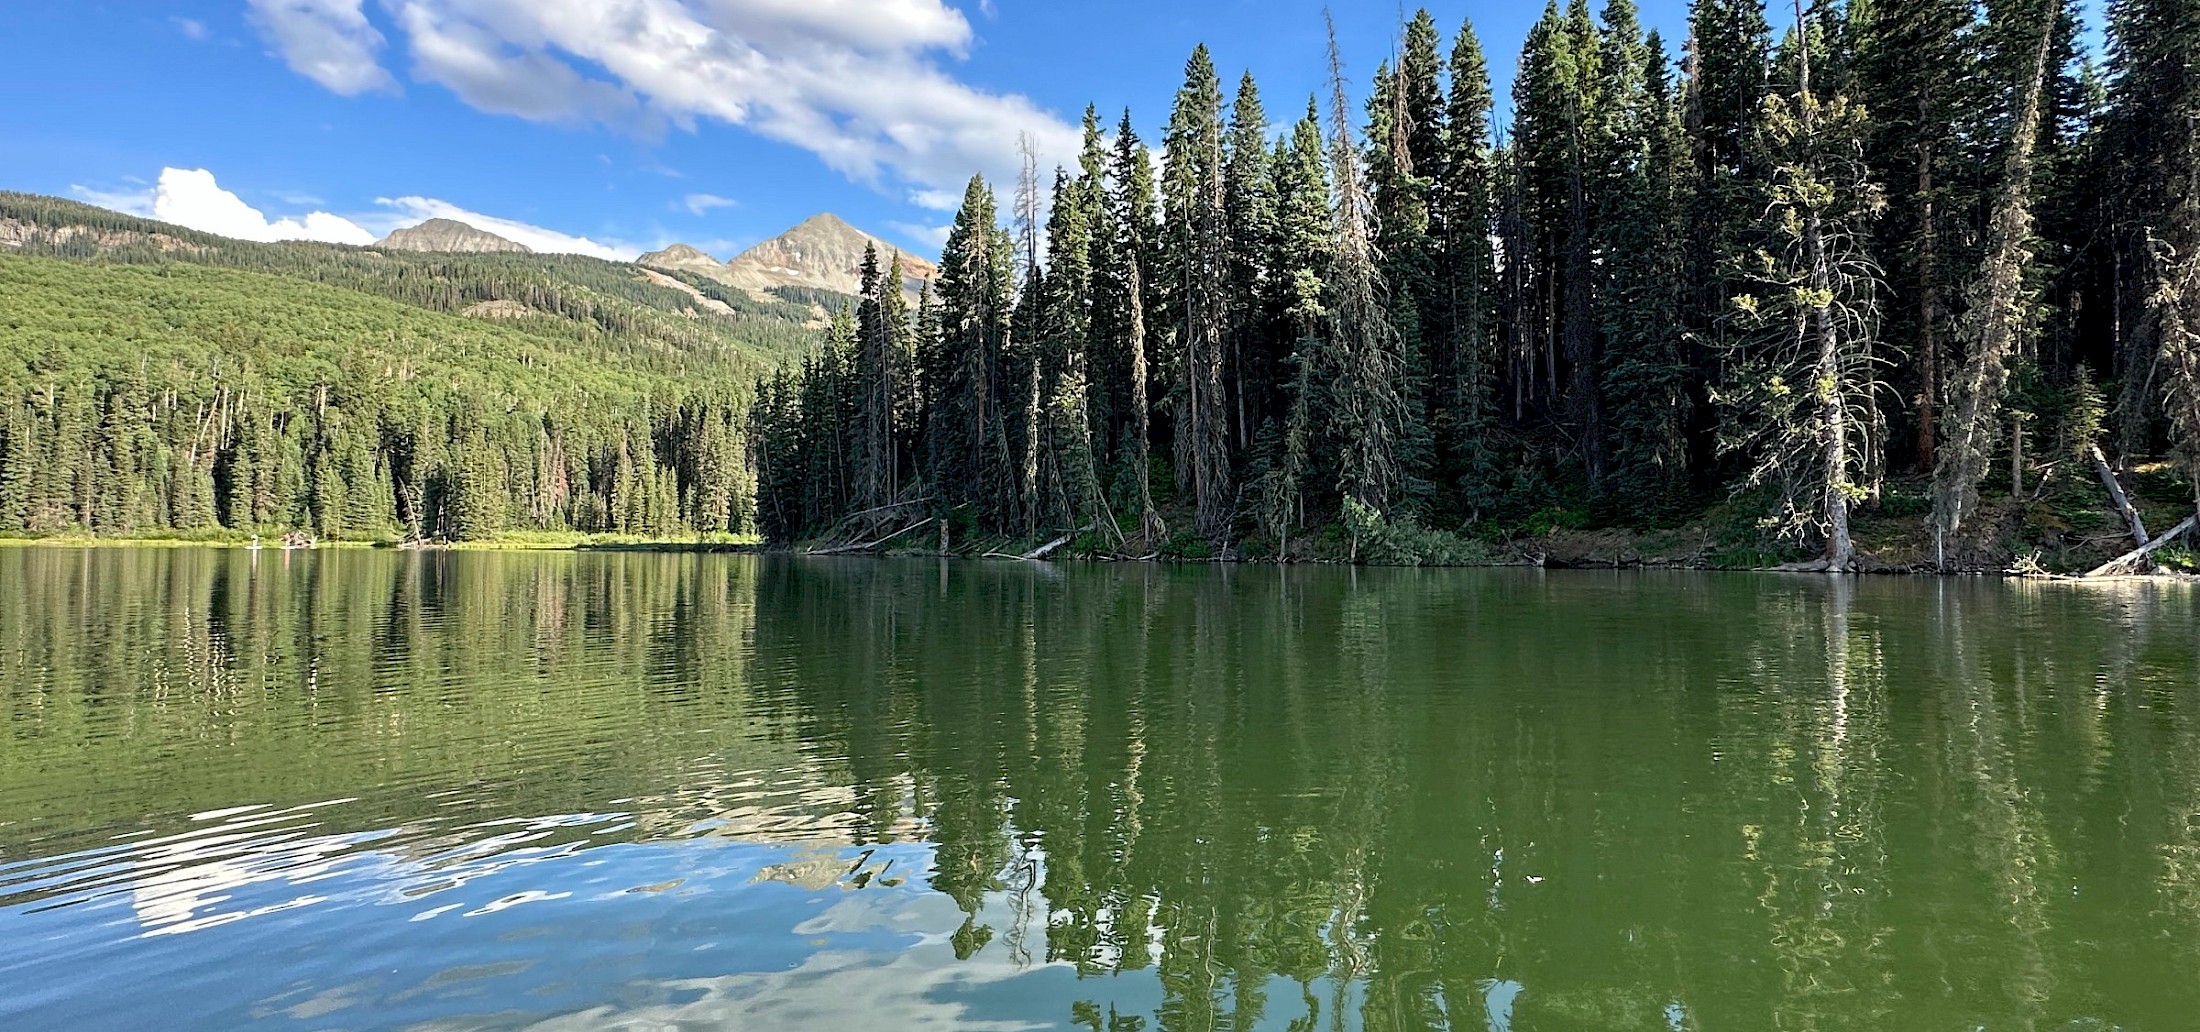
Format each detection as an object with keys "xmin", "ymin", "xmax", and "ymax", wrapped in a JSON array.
[
  {"xmin": 377, "ymin": 218, "xmax": 530, "ymax": 254},
  {"xmin": 641, "ymin": 214, "xmax": 935, "ymax": 302}
]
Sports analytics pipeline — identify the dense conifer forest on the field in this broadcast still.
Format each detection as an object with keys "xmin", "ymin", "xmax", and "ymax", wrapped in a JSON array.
[
  {"xmin": 7, "ymin": 0, "xmax": 2200, "ymax": 570},
  {"xmin": 0, "ymin": 194, "xmax": 811, "ymax": 542},
  {"xmin": 755, "ymin": 0, "xmax": 2200, "ymax": 571}
]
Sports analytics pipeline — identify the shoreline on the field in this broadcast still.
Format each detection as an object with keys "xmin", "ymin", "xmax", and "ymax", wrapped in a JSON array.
[{"xmin": 6, "ymin": 534, "xmax": 2194, "ymax": 583}]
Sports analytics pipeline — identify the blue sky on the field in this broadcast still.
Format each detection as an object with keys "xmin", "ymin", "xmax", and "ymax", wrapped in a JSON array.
[{"xmin": 0, "ymin": 2, "xmax": 2099, "ymax": 263}]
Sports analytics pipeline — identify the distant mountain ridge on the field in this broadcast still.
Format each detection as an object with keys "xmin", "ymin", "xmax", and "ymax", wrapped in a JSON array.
[
  {"xmin": 0, "ymin": 191, "xmax": 821, "ymax": 369},
  {"xmin": 377, "ymin": 218, "xmax": 529, "ymax": 254},
  {"xmin": 641, "ymin": 214, "xmax": 937, "ymax": 302},
  {"xmin": 636, "ymin": 243, "xmax": 725, "ymax": 275}
]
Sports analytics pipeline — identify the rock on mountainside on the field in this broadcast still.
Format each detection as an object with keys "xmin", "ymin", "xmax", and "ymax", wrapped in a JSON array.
[
  {"xmin": 636, "ymin": 243, "xmax": 725, "ymax": 276},
  {"xmin": 378, "ymin": 219, "xmax": 531, "ymax": 254},
  {"xmin": 640, "ymin": 214, "xmax": 937, "ymax": 302}
]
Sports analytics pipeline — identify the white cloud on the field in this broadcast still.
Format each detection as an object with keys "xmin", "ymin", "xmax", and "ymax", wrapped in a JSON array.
[
  {"xmin": 154, "ymin": 168, "xmax": 379, "ymax": 245},
  {"xmin": 391, "ymin": 1, "xmax": 640, "ymax": 124},
  {"xmin": 247, "ymin": 0, "xmax": 398, "ymax": 95},
  {"xmin": 680, "ymin": 192, "xmax": 737, "ymax": 215},
  {"xmin": 887, "ymin": 221, "xmax": 949, "ymax": 254},
  {"xmin": 172, "ymin": 17, "xmax": 211, "ymax": 41},
  {"xmin": 72, "ymin": 168, "xmax": 628, "ymax": 260},
  {"xmin": 905, "ymin": 187, "xmax": 963, "ymax": 212},
  {"xmin": 371, "ymin": 196, "xmax": 640, "ymax": 259},
  {"xmin": 252, "ymin": 0, "xmax": 1076, "ymax": 217}
]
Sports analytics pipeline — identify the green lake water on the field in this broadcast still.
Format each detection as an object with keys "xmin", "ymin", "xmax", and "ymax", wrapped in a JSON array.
[{"xmin": 2, "ymin": 548, "xmax": 2196, "ymax": 1030}]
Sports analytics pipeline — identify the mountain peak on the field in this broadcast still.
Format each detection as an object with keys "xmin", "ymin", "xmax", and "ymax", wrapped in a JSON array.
[
  {"xmin": 378, "ymin": 219, "xmax": 529, "ymax": 254},
  {"xmin": 795, "ymin": 212, "xmax": 854, "ymax": 230},
  {"xmin": 723, "ymin": 214, "xmax": 937, "ymax": 300},
  {"xmin": 638, "ymin": 243, "xmax": 722, "ymax": 270}
]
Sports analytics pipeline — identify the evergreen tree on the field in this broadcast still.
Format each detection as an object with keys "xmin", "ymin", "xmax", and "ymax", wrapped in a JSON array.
[
  {"xmin": 926, "ymin": 176, "xmax": 1019, "ymax": 526},
  {"xmin": 1324, "ymin": 15, "xmax": 1409, "ymax": 530},
  {"xmin": 2099, "ymin": 0, "xmax": 2200, "ymax": 456},
  {"xmin": 1683, "ymin": 0, "xmax": 1774, "ymax": 476},
  {"xmin": 1367, "ymin": 9, "xmax": 1447, "ymax": 513},
  {"xmin": 1224, "ymin": 72, "xmax": 1278, "ymax": 452},
  {"xmin": 1513, "ymin": 2, "xmax": 1610, "ymax": 482},
  {"xmin": 1103, "ymin": 111, "xmax": 1167, "ymax": 539},
  {"xmin": 1854, "ymin": 0, "xmax": 1980, "ymax": 470},
  {"xmin": 1162, "ymin": 45, "xmax": 1235, "ymax": 538},
  {"xmin": 854, "ymin": 243, "xmax": 895, "ymax": 510},
  {"xmin": 1435, "ymin": 17, "xmax": 1505, "ymax": 516},
  {"xmin": 1601, "ymin": 30, "xmax": 1697, "ymax": 518},
  {"xmin": 1251, "ymin": 100, "xmax": 1336, "ymax": 545},
  {"xmin": 2128, "ymin": 1, "xmax": 2200, "ymax": 506}
]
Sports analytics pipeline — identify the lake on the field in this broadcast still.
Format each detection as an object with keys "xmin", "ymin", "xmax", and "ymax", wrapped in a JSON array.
[{"xmin": 1, "ymin": 548, "xmax": 2195, "ymax": 1031}]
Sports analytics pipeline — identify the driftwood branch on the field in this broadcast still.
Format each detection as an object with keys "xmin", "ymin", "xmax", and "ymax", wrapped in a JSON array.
[
  {"xmin": 808, "ymin": 516, "xmax": 934, "ymax": 556},
  {"xmin": 819, "ymin": 498, "xmax": 936, "ymax": 540},
  {"xmin": 1022, "ymin": 524, "xmax": 1095, "ymax": 561},
  {"xmin": 2086, "ymin": 514, "xmax": 2195, "ymax": 578},
  {"xmin": 2092, "ymin": 446, "xmax": 2149, "ymax": 547}
]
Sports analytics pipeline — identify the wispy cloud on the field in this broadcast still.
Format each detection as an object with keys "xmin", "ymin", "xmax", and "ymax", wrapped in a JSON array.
[
  {"xmin": 680, "ymin": 192, "xmax": 737, "ymax": 216},
  {"xmin": 69, "ymin": 183, "xmax": 156, "ymax": 218},
  {"xmin": 887, "ymin": 221, "xmax": 949, "ymax": 254},
  {"xmin": 253, "ymin": 0, "xmax": 1077, "ymax": 215},
  {"xmin": 171, "ymin": 17, "xmax": 211, "ymax": 41},
  {"xmin": 246, "ymin": 0, "xmax": 397, "ymax": 95}
]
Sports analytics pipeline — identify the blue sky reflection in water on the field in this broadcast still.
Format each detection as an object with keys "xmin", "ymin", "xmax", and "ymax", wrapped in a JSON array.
[{"xmin": 2, "ymin": 548, "xmax": 2197, "ymax": 1030}]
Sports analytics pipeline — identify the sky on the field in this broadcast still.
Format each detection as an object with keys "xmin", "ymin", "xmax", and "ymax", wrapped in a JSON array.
[{"xmin": 0, "ymin": 1, "xmax": 2103, "ymax": 263}]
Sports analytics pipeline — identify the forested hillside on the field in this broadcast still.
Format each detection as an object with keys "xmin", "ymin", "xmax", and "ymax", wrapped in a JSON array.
[
  {"xmin": 0, "ymin": 195, "xmax": 813, "ymax": 541},
  {"xmin": 756, "ymin": 0, "xmax": 2200, "ymax": 572}
]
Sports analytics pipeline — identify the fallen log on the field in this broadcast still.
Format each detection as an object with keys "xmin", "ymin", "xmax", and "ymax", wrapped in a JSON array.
[
  {"xmin": 1774, "ymin": 558, "xmax": 1834, "ymax": 573},
  {"xmin": 2092, "ymin": 446, "xmax": 2150, "ymax": 547},
  {"xmin": 2086, "ymin": 514, "xmax": 2196, "ymax": 578},
  {"xmin": 1022, "ymin": 523, "xmax": 1095, "ymax": 561},
  {"xmin": 819, "ymin": 498, "xmax": 936, "ymax": 541},
  {"xmin": 808, "ymin": 516, "xmax": 934, "ymax": 556}
]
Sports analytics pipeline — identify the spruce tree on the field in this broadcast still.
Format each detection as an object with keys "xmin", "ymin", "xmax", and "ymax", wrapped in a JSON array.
[
  {"xmin": 2099, "ymin": 0, "xmax": 2198, "ymax": 456},
  {"xmin": 1162, "ymin": 45, "xmax": 1234, "ymax": 538},
  {"xmin": 1435, "ymin": 17, "xmax": 1504, "ymax": 516},
  {"xmin": 1041, "ymin": 164, "xmax": 1106, "ymax": 531},
  {"xmin": 1368, "ymin": 9, "xmax": 1446, "ymax": 513},
  {"xmin": 1600, "ymin": 30, "xmax": 1696, "ymax": 518},
  {"xmin": 1683, "ymin": 0, "xmax": 1774, "ymax": 478},
  {"xmin": 1256, "ymin": 100, "xmax": 1335, "ymax": 543},
  {"xmin": 1854, "ymin": 0, "xmax": 1979, "ymax": 470},
  {"xmin": 2130, "ymin": 1, "xmax": 2200, "ymax": 508},
  {"xmin": 855, "ymin": 243, "xmax": 894, "ymax": 510},
  {"xmin": 1225, "ymin": 72, "xmax": 1278, "ymax": 451},
  {"xmin": 927, "ymin": 176, "xmax": 1018, "ymax": 525}
]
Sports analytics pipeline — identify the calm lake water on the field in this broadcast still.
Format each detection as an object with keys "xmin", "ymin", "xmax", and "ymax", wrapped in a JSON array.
[{"xmin": 2, "ymin": 549, "xmax": 2196, "ymax": 1031}]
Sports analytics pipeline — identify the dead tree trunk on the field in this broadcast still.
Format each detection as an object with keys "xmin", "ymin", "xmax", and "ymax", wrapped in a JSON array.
[
  {"xmin": 2087, "ymin": 514, "xmax": 2194, "ymax": 577},
  {"xmin": 2092, "ymin": 444, "xmax": 2150, "ymax": 547}
]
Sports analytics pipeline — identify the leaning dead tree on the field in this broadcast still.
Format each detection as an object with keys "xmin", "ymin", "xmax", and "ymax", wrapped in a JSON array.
[{"xmin": 1931, "ymin": 2, "xmax": 2060, "ymax": 569}]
